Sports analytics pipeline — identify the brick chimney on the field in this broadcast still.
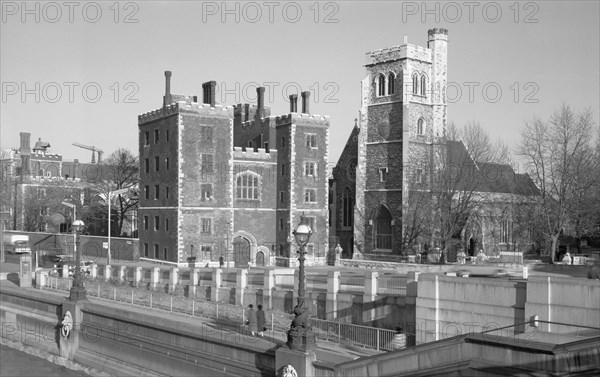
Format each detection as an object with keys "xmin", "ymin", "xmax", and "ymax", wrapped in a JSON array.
[
  {"xmin": 301, "ymin": 91, "xmax": 310, "ymax": 114},
  {"xmin": 289, "ymin": 94, "xmax": 298, "ymax": 112},
  {"xmin": 256, "ymin": 87, "xmax": 265, "ymax": 118},
  {"xmin": 203, "ymin": 81, "xmax": 216, "ymax": 107},
  {"xmin": 163, "ymin": 71, "xmax": 172, "ymax": 108}
]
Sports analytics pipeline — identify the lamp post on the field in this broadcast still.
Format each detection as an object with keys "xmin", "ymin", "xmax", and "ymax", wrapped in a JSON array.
[
  {"xmin": 287, "ymin": 213, "xmax": 316, "ymax": 351},
  {"xmin": 69, "ymin": 219, "xmax": 87, "ymax": 301}
]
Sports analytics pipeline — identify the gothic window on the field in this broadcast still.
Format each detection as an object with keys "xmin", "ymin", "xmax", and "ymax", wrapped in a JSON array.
[
  {"xmin": 375, "ymin": 206, "xmax": 392, "ymax": 250},
  {"xmin": 388, "ymin": 73, "xmax": 395, "ymax": 95},
  {"xmin": 412, "ymin": 73, "xmax": 419, "ymax": 95},
  {"xmin": 501, "ymin": 217, "xmax": 511, "ymax": 243},
  {"xmin": 417, "ymin": 118, "xmax": 425, "ymax": 135},
  {"xmin": 343, "ymin": 188, "xmax": 353, "ymax": 228},
  {"xmin": 236, "ymin": 172, "xmax": 260, "ymax": 200},
  {"xmin": 378, "ymin": 74, "xmax": 386, "ymax": 96},
  {"xmin": 420, "ymin": 75, "xmax": 427, "ymax": 96},
  {"xmin": 201, "ymin": 218, "xmax": 212, "ymax": 234}
]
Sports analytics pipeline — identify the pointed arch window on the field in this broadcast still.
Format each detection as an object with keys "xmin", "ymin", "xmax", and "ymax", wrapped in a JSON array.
[
  {"xmin": 374, "ymin": 206, "xmax": 392, "ymax": 250},
  {"xmin": 387, "ymin": 73, "xmax": 395, "ymax": 95},
  {"xmin": 378, "ymin": 74, "xmax": 386, "ymax": 96},
  {"xmin": 417, "ymin": 118, "xmax": 425, "ymax": 135},
  {"xmin": 342, "ymin": 188, "xmax": 354, "ymax": 228},
  {"xmin": 236, "ymin": 171, "xmax": 260, "ymax": 200},
  {"xmin": 412, "ymin": 73, "xmax": 419, "ymax": 95},
  {"xmin": 420, "ymin": 75, "xmax": 427, "ymax": 96}
]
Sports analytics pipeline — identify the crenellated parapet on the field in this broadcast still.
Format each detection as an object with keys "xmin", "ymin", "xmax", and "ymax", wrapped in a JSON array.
[
  {"xmin": 276, "ymin": 113, "xmax": 330, "ymax": 128},
  {"xmin": 365, "ymin": 44, "xmax": 432, "ymax": 66},
  {"xmin": 139, "ymin": 101, "xmax": 233, "ymax": 124},
  {"xmin": 233, "ymin": 146, "xmax": 277, "ymax": 161}
]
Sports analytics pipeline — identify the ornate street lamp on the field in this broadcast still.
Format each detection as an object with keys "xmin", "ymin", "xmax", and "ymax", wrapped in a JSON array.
[
  {"xmin": 287, "ymin": 213, "xmax": 316, "ymax": 351},
  {"xmin": 69, "ymin": 220, "xmax": 87, "ymax": 301}
]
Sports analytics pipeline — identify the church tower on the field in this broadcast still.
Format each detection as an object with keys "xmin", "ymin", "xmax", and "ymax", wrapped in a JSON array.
[{"xmin": 353, "ymin": 29, "xmax": 448, "ymax": 257}]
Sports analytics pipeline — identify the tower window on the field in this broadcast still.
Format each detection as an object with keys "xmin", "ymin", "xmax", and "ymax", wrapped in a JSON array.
[
  {"xmin": 304, "ymin": 162, "xmax": 317, "ymax": 177},
  {"xmin": 379, "ymin": 167, "xmax": 388, "ymax": 182},
  {"xmin": 201, "ymin": 218, "xmax": 212, "ymax": 234},
  {"xmin": 304, "ymin": 188, "xmax": 317, "ymax": 203},
  {"xmin": 378, "ymin": 74, "xmax": 386, "ymax": 96},
  {"xmin": 412, "ymin": 73, "xmax": 419, "ymax": 95},
  {"xmin": 420, "ymin": 75, "xmax": 427, "ymax": 96},
  {"xmin": 416, "ymin": 169, "xmax": 423, "ymax": 183},
  {"xmin": 154, "ymin": 129, "xmax": 159, "ymax": 144},
  {"xmin": 388, "ymin": 73, "xmax": 395, "ymax": 95},
  {"xmin": 417, "ymin": 118, "xmax": 425, "ymax": 135},
  {"xmin": 306, "ymin": 134, "xmax": 317, "ymax": 149},
  {"xmin": 201, "ymin": 184, "xmax": 213, "ymax": 201},
  {"xmin": 155, "ymin": 156, "xmax": 160, "ymax": 171}
]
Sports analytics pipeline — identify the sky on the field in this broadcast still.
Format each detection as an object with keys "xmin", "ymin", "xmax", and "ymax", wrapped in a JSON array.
[{"xmin": 1, "ymin": 1, "xmax": 599, "ymax": 169}]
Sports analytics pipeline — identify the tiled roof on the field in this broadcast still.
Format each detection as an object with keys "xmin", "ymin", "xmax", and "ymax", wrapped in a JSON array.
[{"xmin": 447, "ymin": 140, "xmax": 540, "ymax": 196}]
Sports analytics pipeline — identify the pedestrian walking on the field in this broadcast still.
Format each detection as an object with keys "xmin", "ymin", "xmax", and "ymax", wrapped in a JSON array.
[
  {"xmin": 257, "ymin": 304, "xmax": 266, "ymax": 337},
  {"xmin": 246, "ymin": 304, "xmax": 258, "ymax": 336}
]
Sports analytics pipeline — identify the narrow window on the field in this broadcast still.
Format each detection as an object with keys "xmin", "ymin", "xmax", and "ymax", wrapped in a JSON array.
[
  {"xmin": 166, "ymin": 157, "xmax": 169, "ymax": 170},
  {"xmin": 279, "ymin": 218, "xmax": 284, "ymax": 231},
  {"xmin": 412, "ymin": 73, "xmax": 419, "ymax": 95},
  {"xmin": 154, "ymin": 216, "xmax": 160, "ymax": 231},
  {"xmin": 143, "ymin": 216, "xmax": 148, "ymax": 230},
  {"xmin": 144, "ymin": 243, "xmax": 149, "ymax": 257},
  {"xmin": 281, "ymin": 137, "xmax": 286, "ymax": 148},
  {"xmin": 166, "ymin": 130, "xmax": 169, "ymax": 142},
  {"xmin": 201, "ymin": 218, "xmax": 212, "ymax": 234},
  {"xmin": 279, "ymin": 191, "xmax": 284, "ymax": 203},
  {"xmin": 154, "ymin": 244, "xmax": 159, "ymax": 259},
  {"xmin": 145, "ymin": 158, "xmax": 149, "ymax": 173},
  {"xmin": 155, "ymin": 185, "xmax": 159, "ymax": 200},
  {"xmin": 420, "ymin": 75, "xmax": 427, "ymax": 96},
  {"xmin": 202, "ymin": 154, "xmax": 214, "ymax": 173},
  {"xmin": 166, "ymin": 186, "xmax": 170, "ymax": 199},
  {"xmin": 163, "ymin": 248, "xmax": 168, "ymax": 260},
  {"xmin": 378, "ymin": 74, "xmax": 386, "ymax": 96},
  {"xmin": 417, "ymin": 118, "xmax": 424, "ymax": 135},
  {"xmin": 154, "ymin": 129, "xmax": 159, "ymax": 144},
  {"xmin": 416, "ymin": 169, "xmax": 423, "ymax": 183},
  {"xmin": 379, "ymin": 167, "xmax": 388, "ymax": 182},
  {"xmin": 388, "ymin": 73, "xmax": 395, "ymax": 95},
  {"xmin": 144, "ymin": 131, "xmax": 150, "ymax": 146},
  {"xmin": 281, "ymin": 164, "xmax": 286, "ymax": 176},
  {"xmin": 201, "ymin": 184, "xmax": 213, "ymax": 201},
  {"xmin": 306, "ymin": 134, "xmax": 317, "ymax": 148},
  {"xmin": 145, "ymin": 185, "xmax": 149, "ymax": 199},
  {"xmin": 155, "ymin": 156, "xmax": 160, "ymax": 171},
  {"xmin": 166, "ymin": 218, "xmax": 169, "ymax": 231}
]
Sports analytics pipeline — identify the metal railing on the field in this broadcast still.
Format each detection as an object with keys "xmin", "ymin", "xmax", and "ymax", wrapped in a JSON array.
[{"xmin": 42, "ymin": 275, "xmax": 396, "ymax": 351}]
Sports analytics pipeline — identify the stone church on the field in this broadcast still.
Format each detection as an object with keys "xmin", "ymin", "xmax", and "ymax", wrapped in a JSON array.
[{"xmin": 330, "ymin": 29, "xmax": 539, "ymax": 261}]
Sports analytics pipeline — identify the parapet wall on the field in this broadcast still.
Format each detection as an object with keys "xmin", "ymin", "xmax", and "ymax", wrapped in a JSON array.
[{"xmin": 365, "ymin": 44, "xmax": 432, "ymax": 66}]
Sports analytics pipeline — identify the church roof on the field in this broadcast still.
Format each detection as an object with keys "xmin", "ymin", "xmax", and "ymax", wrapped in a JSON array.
[{"xmin": 447, "ymin": 140, "xmax": 539, "ymax": 196}]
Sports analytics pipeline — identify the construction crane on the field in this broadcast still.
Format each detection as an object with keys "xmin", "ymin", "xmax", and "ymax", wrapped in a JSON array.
[{"xmin": 72, "ymin": 142, "xmax": 104, "ymax": 163}]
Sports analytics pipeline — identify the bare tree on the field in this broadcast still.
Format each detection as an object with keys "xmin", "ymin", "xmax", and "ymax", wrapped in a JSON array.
[
  {"xmin": 87, "ymin": 148, "xmax": 139, "ymax": 237},
  {"xmin": 517, "ymin": 105, "xmax": 597, "ymax": 262}
]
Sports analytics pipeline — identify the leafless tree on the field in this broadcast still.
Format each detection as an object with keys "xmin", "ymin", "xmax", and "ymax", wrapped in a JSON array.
[
  {"xmin": 87, "ymin": 148, "xmax": 139, "ymax": 237},
  {"xmin": 517, "ymin": 105, "xmax": 597, "ymax": 262}
]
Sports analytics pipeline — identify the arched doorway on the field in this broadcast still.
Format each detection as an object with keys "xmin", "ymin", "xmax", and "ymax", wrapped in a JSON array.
[
  {"xmin": 233, "ymin": 236, "xmax": 250, "ymax": 267},
  {"xmin": 374, "ymin": 205, "xmax": 392, "ymax": 250}
]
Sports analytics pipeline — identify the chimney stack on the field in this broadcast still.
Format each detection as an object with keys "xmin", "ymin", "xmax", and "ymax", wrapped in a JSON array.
[
  {"xmin": 163, "ymin": 71, "xmax": 172, "ymax": 108},
  {"xmin": 256, "ymin": 87, "xmax": 265, "ymax": 116},
  {"xmin": 202, "ymin": 81, "xmax": 216, "ymax": 107},
  {"xmin": 289, "ymin": 94, "xmax": 298, "ymax": 112},
  {"xmin": 301, "ymin": 91, "xmax": 310, "ymax": 114}
]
